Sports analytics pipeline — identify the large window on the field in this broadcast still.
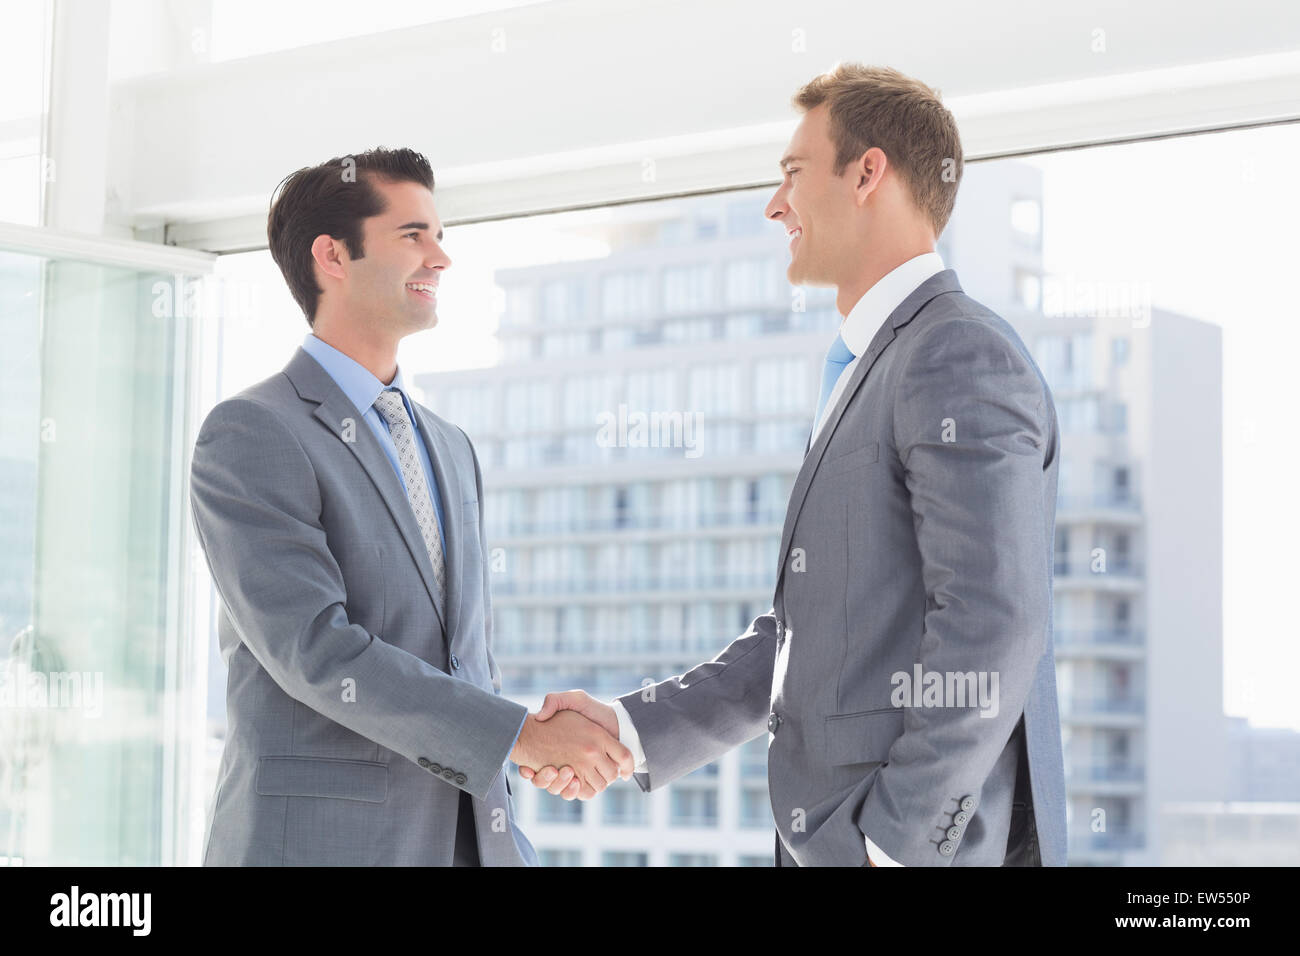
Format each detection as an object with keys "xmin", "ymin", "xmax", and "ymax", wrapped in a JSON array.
[{"xmin": 180, "ymin": 123, "xmax": 1299, "ymax": 867}]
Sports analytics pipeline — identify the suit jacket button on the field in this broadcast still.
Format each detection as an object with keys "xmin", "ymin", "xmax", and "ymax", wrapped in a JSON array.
[
  {"xmin": 947, "ymin": 825, "xmax": 963, "ymax": 840},
  {"xmin": 767, "ymin": 712, "xmax": 781, "ymax": 734},
  {"xmin": 959, "ymin": 795, "xmax": 976, "ymax": 812},
  {"xmin": 939, "ymin": 841, "xmax": 956, "ymax": 856},
  {"xmin": 450, "ymin": 654, "xmax": 460, "ymax": 670},
  {"xmin": 418, "ymin": 757, "xmax": 431, "ymax": 768},
  {"xmin": 455, "ymin": 773, "xmax": 467, "ymax": 786},
  {"xmin": 443, "ymin": 769, "xmax": 455, "ymax": 780},
  {"xmin": 430, "ymin": 763, "xmax": 443, "ymax": 775},
  {"xmin": 954, "ymin": 811, "xmax": 970, "ymax": 825}
]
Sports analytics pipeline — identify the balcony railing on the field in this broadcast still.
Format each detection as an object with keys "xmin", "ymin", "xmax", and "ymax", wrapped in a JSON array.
[
  {"xmin": 1066, "ymin": 763, "xmax": 1145, "ymax": 783},
  {"xmin": 1056, "ymin": 493, "xmax": 1142, "ymax": 513},
  {"xmin": 495, "ymin": 634, "xmax": 730, "ymax": 657},
  {"xmin": 1068, "ymin": 831, "xmax": 1146, "ymax": 853},
  {"xmin": 1053, "ymin": 556, "xmax": 1144, "ymax": 578},
  {"xmin": 493, "ymin": 572, "xmax": 773, "ymax": 596},
  {"xmin": 1054, "ymin": 629, "xmax": 1144, "ymax": 647},
  {"xmin": 1063, "ymin": 697, "xmax": 1145, "ymax": 716},
  {"xmin": 487, "ymin": 507, "xmax": 787, "ymax": 538}
]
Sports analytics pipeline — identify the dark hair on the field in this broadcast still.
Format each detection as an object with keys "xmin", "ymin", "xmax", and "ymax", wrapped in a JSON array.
[{"xmin": 266, "ymin": 147, "xmax": 435, "ymax": 326}]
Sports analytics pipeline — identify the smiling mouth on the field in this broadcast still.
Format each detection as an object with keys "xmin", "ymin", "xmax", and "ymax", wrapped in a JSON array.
[
  {"xmin": 787, "ymin": 227, "xmax": 802, "ymax": 249},
  {"xmin": 406, "ymin": 282, "xmax": 437, "ymax": 301}
]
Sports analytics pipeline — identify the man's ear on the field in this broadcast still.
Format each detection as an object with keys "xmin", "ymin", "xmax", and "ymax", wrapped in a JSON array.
[
  {"xmin": 854, "ymin": 147, "xmax": 888, "ymax": 205},
  {"xmin": 310, "ymin": 233, "xmax": 347, "ymax": 282}
]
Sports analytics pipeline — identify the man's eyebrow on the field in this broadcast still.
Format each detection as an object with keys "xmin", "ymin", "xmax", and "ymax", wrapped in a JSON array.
[
  {"xmin": 395, "ymin": 221, "xmax": 444, "ymax": 240},
  {"xmin": 779, "ymin": 155, "xmax": 805, "ymax": 171}
]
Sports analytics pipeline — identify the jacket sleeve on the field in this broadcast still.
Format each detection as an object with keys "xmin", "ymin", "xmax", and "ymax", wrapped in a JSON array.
[
  {"xmin": 189, "ymin": 396, "xmax": 526, "ymax": 800},
  {"xmin": 857, "ymin": 317, "xmax": 1054, "ymax": 865},
  {"xmin": 457, "ymin": 424, "xmax": 526, "ymax": 751},
  {"xmin": 614, "ymin": 608, "xmax": 777, "ymax": 791}
]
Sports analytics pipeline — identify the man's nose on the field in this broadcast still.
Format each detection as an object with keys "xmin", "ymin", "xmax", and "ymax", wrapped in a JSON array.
[{"xmin": 765, "ymin": 186, "xmax": 787, "ymax": 221}]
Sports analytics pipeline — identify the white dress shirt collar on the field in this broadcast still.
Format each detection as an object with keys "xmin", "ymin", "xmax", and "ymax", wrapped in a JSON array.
[
  {"xmin": 808, "ymin": 251, "xmax": 946, "ymax": 447},
  {"xmin": 838, "ymin": 251, "xmax": 946, "ymax": 356}
]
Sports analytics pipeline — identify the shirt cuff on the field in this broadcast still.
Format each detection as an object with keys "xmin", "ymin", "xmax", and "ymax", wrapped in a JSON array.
[
  {"xmin": 610, "ymin": 700, "xmax": 649, "ymax": 773},
  {"xmin": 865, "ymin": 834, "xmax": 904, "ymax": 866}
]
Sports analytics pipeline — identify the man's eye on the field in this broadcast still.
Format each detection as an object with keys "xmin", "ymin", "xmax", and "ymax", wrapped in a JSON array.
[
  {"xmin": 787, "ymin": 168, "xmax": 799, "ymax": 177},
  {"xmin": 404, "ymin": 232, "xmax": 420, "ymax": 240}
]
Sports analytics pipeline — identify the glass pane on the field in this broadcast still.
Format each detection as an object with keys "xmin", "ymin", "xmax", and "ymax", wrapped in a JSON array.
[
  {"xmin": 191, "ymin": 123, "xmax": 1296, "ymax": 866},
  {"xmin": 0, "ymin": 0, "xmax": 52, "ymax": 225},
  {"xmin": 0, "ymin": 250, "xmax": 203, "ymax": 865}
]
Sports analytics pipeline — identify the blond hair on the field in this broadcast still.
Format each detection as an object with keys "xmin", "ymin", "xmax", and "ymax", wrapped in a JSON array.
[{"xmin": 793, "ymin": 63, "xmax": 963, "ymax": 236}]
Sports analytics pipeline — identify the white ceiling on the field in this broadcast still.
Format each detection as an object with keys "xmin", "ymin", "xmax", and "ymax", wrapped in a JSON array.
[{"xmin": 91, "ymin": 0, "xmax": 1300, "ymax": 241}]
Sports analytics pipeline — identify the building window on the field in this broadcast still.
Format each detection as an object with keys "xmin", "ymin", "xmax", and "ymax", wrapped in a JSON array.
[
  {"xmin": 601, "ymin": 851, "xmax": 648, "ymax": 867},
  {"xmin": 504, "ymin": 380, "xmax": 554, "ymax": 434},
  {"xmin": 1010, "ymin": 197, "xmax": 1042, "ymax": 240},
  {"xmin": 1113, "ymin": 466, "xmax": 1130, "ymax": 502},
  {"xmin": 753, "ymin": 357, "xmax": 808, "ymax": 413},
  {"xmin": 1015, "ymin": 269, "xmax": 1041, "ymax": 311},
  {"xmin": 600, "ymin": 270, "xmax": 652, "ymax": 319},
  {"xmin": 670, "ymin": 788, "xmax": 718, "ymax": 826},
  {"xmin": 1112, "ymin": 335, "xmax": 1130, "ymax": 366},
  {"xmin": 540, "ymin": 276, "xmax": 586, "ymax": 324},
  {"xmin": 688, "ymin": 363, "xmax": 741, "ymax": 415},
  {"xmin": 726, "ymin": 197, "xmax": 766, "ymax": 237},
  {"xmin": 538, "ymin": 848, "xmax": 582, "ymax": 866},
  {"xmin": 740, "ymin": 787, "xmax": 774, "ymax": 828},
  {"xmin": 662, "ymin": 263, "xmax": 715, "ymax": 313},
  {"xmin": 536, "ymin": 792, "xmax": 584, "ymax": 824},
  {"xmin": 724, "ymin": 257, "xmax": 779, "ymax": 306},
  {"xmin": 602, "ymin": 786, "xmax": 649, "ymax": 826}
]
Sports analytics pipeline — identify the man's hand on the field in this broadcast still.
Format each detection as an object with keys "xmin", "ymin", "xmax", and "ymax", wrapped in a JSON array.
[
  {"xmin": 517, "ymin": 690, "xmax": 623, "ymax": 800},
  {"xmin": 510, "ymin": 706, "xmax": 632, "ymax": 800}
]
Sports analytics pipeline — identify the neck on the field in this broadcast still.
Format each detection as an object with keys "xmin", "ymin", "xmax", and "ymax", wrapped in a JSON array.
[
  {"xmin": 835, "ymin": 237, "xmax": 936, "ymax": 321},
  {"xmin": 311, "ymin": 319, "xmax": 399, "ymax": 385}
]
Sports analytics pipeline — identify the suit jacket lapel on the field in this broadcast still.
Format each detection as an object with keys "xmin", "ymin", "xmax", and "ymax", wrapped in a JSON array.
[
  {"xmin": 284, "ymin": 347, "xmax": 448, "ymax": 634},
  {"xmin": 774, "ymin": 270, "xmax": 964, "ymax": 603}
]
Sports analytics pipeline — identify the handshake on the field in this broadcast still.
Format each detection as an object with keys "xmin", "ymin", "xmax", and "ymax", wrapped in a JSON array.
[{"xmin": 508, "ymin": 691, "xmax": 631, "ymax": 800}]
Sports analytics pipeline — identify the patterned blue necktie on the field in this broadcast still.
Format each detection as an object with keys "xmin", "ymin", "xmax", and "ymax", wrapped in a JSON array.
[{"xmin": 813, "ymin": 332, "xmax": 856, "ymax": 436}]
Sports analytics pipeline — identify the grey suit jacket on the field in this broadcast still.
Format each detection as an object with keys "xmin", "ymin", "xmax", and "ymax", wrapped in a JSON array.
[
  {"xmin": 618, "ymin": 269, "xmax": 1067, "ymax": 866},
  {"xmin": 190, "ymin": 346, "xmax": 535, "ymax": 866}
]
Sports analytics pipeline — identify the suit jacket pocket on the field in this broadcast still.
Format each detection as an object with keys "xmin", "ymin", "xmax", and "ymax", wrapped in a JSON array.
[
  {"xmin": 255, "ymin": 755, "xmax": 389, "ymax": 803},
  {"xmin": 824, "ymin": 707, "xmax": 904, "ymax": 766},
  {"xmin": 818, "ymin": 441, "xmax": 879, "ymax": 480}
]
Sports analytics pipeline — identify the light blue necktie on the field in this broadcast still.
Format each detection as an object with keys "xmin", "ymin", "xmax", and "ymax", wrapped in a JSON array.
[{"xmin": 813, "ymin": 332, "xmax": 856, "ymax": 435}]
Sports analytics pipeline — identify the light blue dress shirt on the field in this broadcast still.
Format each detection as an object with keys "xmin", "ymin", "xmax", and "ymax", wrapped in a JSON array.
[
  {"xmin": 300, "ymin": 333, "xmax": 526, "ymax": 757},
  {"xmin": 301, "ymin": 333, "xmax": 445, "ymax": 544}
]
